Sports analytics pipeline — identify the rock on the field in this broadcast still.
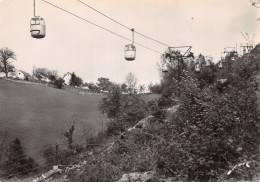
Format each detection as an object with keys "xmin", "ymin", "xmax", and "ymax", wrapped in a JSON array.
[
  {"xmin": 166, "ymin": 105, "xmax": 179, "ymax": 114},
  {"xmin": 159, "ymin": 177, "xmax": 175, "ymax": 182},
  {"xmin": 127, "ymin": 116, "xmax": 154, "ymax": 132},
  {"xmin": 117, "ymin": 171, "xmax": 155, "ymax": 182}
]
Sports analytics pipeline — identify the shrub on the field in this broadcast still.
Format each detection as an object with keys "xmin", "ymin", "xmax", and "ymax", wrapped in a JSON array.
[
  {"xmin": 2, "ymin": 138, "xmax": 38, "ymax": 178},
  {"xmin": 153, "ymin": 49, "xmax": 260, "ymax": 181},
  {"xmin": 53, "ymin": 78, "xmax": 64, "ymax": 89}
]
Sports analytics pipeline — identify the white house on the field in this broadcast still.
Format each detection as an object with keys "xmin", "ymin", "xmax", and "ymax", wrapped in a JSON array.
[
  {"xmin": 15, "ymin": 71, "xmax": 25, "ymax": 80},
  {"xmin": 0, "ymin": 70, "xmax": 31, "ymax": 80},
  {"xmin": 63, "ymin": 72, "xmax": 72, "ymax": 85}
]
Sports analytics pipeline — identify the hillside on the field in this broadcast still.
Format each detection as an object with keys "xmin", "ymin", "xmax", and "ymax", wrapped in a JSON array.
[
  {"xmin": 2, "ymin": 45, "xmax": 260, "ymax": 181},
  {"xmin": 0, "ymin": 79, "xmax": 105, "ymax": 161},
  {"xmin": 37, "ymin": 44, "xmax": 260, "ymax": 182}
]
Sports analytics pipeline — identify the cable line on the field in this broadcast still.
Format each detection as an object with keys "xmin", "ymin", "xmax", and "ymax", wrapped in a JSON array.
[
  {"xmin": 41, "ymin": 0, "xmax": 163, "ymax": 54},
  {"xmin": 3, "ymin": 149, "xmax": 88, "ymax": 180},
  {"xmin": 77, "ymin": 0, "xmax": 170, "ymax": 47},
  {"xmin": 6, "ymin": 144, "xmax": 58, "ymax": 162},
  {"xmin": 4, "ymin": 143, "xmax": 110, "ymax": 181}
]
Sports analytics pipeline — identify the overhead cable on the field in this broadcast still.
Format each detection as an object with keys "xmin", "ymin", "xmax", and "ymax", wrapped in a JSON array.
[
  {"xmin": 41, "ymin": 0, "xmax": 163, "ymax": 54},
  {"xmin": 77, "ymin": 0, "xmax": 170, "ymax": 47}
]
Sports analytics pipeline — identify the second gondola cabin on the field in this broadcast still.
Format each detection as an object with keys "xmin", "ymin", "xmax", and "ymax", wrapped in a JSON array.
[
  {"xmin": 162, "ymin": 63, "xmax": 168, "ymax": 72},
  {"xmin": 124, "ymin": 44, "xmax": 136, "ymax": 61},
  {"xmin": 30, "ymin": 17, "xmax": 46, "ymax": 39},
  {"xmin": 195, "ymin": 64, "xmax": 201, "ymax": 72}
]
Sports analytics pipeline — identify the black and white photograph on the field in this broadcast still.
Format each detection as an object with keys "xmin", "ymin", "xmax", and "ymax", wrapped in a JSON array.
[{"xmin": 0, "ymin": 0, "xmax": 260, "ymax": 181}]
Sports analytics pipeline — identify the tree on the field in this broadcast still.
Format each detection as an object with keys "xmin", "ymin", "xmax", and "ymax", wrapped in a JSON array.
[
  {"xmin": 54, "ymin": 78, "xmax": 65, "ymax": 89},
  {"xmin": 138, "ymin": 84, "xmax": 145, "ymax": 93},
  {"xmin": 125, "ymin": 72, "xmax": 137, "ymax": 93},
  {"xmin": 96, "ymin": 77, "xmax": 114, "ymax": 92},
  {"xmin": 3, "ymin": 138, "xmax": 38, "ymax": 177},
  {"xmin": 121, "ymin": 83, "xmax": 128, "ymax": 93},
  {"xmin": 0, "ymin": 47, "xmax": 16, "ymax": 77},
  {"xmin": 69, "ymin": 72, "xmax": 83, "ymax": 87},
  {"xmin": 88, "ymin": 82, "xmax": 100, "ymax": 92},
  {"xmin": 99, "ymin": 85, "xmax": 147, "ymax": 135},
  {"xmin": 64, "ymin": 124, "xmax": 75, "ymax": 149},
  {"xmin": 33, "ymin": 67, "xmax": 53, "ymax": 80},
  {"xmin": 148, "ymin": 83, "xmax": 162, "ymax": 94}
]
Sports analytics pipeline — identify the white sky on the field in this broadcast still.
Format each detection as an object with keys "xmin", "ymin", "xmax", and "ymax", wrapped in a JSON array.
[{"xmin": 0, "ymin": 0, "xmax": 259, "ymax": 86}]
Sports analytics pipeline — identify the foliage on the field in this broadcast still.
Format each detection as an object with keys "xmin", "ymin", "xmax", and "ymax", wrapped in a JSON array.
[
  {"xmin": 69, "ymin": 72, "xmax": 83, "ymax": 87},
  {"xmin": 138, "ymin": 84, "xmax": 146, "ymax": 93},
  {"xmin": 97, "ymin": 77, "xmax": 113, "ymax": 92},
  {"xmin": 42, "ymin": 144, "xmax": 76, "ymax": 168},
  {"xmin": 87, "ymin": 82, "xmax": 100, "ymax": 92},
  {"xmin": 53, "ymin": 78, "xmax": 65, "ymax": 89},
  {"xmin": 32, "ymin": 67, "xmax": 57, "ymax": 81},
  {"xmin": 99, "ymin": 85, "xmax": 147, "ymax": 135},
  {"xmin": 0, "ymin": 47, "xmax": 16, "ymax": 77},
  {"xmin": 121, "ymin": 83, "xmax": 128, "ymax": 93},
  {"xmin": 64, "ymin": 124, "xmax": 75, "ymax": 149},
  {"xmin": 70, "ymin": 45, "xmax": 260, "ymax": 182},
  {"xmin": 148, "ymin": 83, "xmax": 162, "ymax": 94},
  {"xmin": 153, "ymin": 45, "xmax": 260, "ymax": 181},
  {"xmin": 42, "ymin": 145, "xmax": 56, "ymax": 167},
  {"xmin": 2, "ymin": 137, "xmax": 38, "ymax": 178},
  {"xmin": 197, "ymin": 65, "xmax": 216, "ymax": 88},
  {"xmin": 125, "ymin": 72, "xmax": 138, "ymax": 93}
]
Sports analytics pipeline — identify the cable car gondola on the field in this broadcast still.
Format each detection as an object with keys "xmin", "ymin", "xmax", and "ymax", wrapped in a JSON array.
[
  {"xmin": 30, "ymin": 0, "xmax": 46, "ymax": 39},
  {"xmin": 125, "ymin": 28, "xmax": 136, "ymax": 61},
  {"xmin": 218, "ymin": 61, "xmax": 223, "ymax": 68},
  {"xmin": 30, "ymin": 17, "xmax": 46, "ymax": 39},
  {"xmin": 162, "ymin": 63, "xmax": 168, "ymax": 73},
  {"xmin": 161, "ymin": 54, "xmax": 168, "ymax": 72},
  {"xmin": 195, "ymin": 63, "xmax": 201, "ymax": 72}
]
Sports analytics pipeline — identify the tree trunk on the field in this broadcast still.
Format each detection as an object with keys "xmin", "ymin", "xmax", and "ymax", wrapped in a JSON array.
[{"xmin": 4, "ymin": 60, "xmax": 8, "ymax": 78}]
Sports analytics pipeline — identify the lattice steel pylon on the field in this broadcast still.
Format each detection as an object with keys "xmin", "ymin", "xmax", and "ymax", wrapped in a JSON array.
[{"xmin": 240, "ymin": 32, "xmax": 255, "ymax": 55}]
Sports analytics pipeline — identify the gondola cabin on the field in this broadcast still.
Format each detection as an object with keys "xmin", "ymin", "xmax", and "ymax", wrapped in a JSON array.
[
  {"xmin": 30, "ymin": 17, "xmax": 46, "ymax": 39},
  {"xmin": 162, "ymin": 63, "xmax": 168, "ymax": 73},
  {"xmin": 124, "ymin": 44, "xmax": 136, "ymax": 61},
  {"xmin": 218, "ymin": 61, "xmax": 223, "ymax": 68},
  {"xmin": 195, "ymin": 64, "xmax": 201, "ymax": 72}
]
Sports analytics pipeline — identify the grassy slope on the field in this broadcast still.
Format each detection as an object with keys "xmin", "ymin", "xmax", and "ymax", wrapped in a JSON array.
[{"xmin": 0, "ymin": 79, "xmax": 105, "ymax": 161}]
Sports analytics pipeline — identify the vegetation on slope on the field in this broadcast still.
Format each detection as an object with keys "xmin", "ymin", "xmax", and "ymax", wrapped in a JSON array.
[{"xmin": 67, "ymin": 44, "xmax": 260, "ymax": 182}]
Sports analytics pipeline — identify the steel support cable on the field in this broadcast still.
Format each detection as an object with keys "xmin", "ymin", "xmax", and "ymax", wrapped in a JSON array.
[
  {"xmin": 4, "ymin": 149, "xmax": 60, "ymax": 174},
  {"xmin": 4, "ymin": 143, "xmax": 58, "ymax": 162},
  {"xmin": 41, "ymin": 0, "xmax": 163, "ymax": 54},
  {"xmin": 77, "ymin": 0, "xmax": 170, "ymax": 47},
  {"xmin": 3, "ymin": 143, "xmax": 112, "ymax": 180},
  {"xmin": 3, "ymin": 149, "xmax": 92, "ymax": 180}
]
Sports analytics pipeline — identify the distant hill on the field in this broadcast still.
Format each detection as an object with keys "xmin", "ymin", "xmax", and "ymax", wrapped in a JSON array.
[{"xmin": 0, "ymin": 79, "xmax": 105, "ymax": 161}]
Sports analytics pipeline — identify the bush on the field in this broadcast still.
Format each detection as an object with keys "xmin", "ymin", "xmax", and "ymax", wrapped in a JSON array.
[
  {"xmin": 99, "ymin": 86, "xmax": 147, "ymax": 135},
  {"xmin": 2, "ymin": 138, "xmax": 38, "ymax": 178},
  {"xmin": 153, "ymin": 51, "xmax": 260, "ymax": 181},
  {"xmin": 53, "ymin": 78, "xmax": 64, "ymax": 89}
]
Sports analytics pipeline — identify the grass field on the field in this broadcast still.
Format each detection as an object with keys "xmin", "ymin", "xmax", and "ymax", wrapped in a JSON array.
[
  {"xmin": 0, "ymin": 79, "xmax": 160, "ymax": 163},
  {"xmin": 0, "ymin": 79, "xmax": 106, "ymax": 161}
]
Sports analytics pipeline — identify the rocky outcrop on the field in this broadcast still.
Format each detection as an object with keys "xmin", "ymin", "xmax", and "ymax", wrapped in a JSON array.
[
  {"xmin": 166, "ymin": 105, "xmax": 179, "ymax": 114},
  {"xmin": 127, "ymin": 115, "xmax": 154, "ymax": 132},
  {"xmin": 117, "ymin": 171, "xmax": 155, "ymax": 182}
]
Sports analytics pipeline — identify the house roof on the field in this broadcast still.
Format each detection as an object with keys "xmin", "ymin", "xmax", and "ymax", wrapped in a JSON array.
[{"xmin": 63, "ymin": 72, "xmax": 72, "ymax": 79}]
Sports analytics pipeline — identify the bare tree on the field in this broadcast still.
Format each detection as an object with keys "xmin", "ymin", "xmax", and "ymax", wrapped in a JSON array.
[
  {"xmin": 125, "ymin": 72, "xmax": 137, "ymax": 93},
  {"xmin": 0, "ymin": 47, "xmax": 16, "ymax": 77},
  {"xmin": 138, "ymin": 84, "xmax": 145, "ymax": 94}
]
